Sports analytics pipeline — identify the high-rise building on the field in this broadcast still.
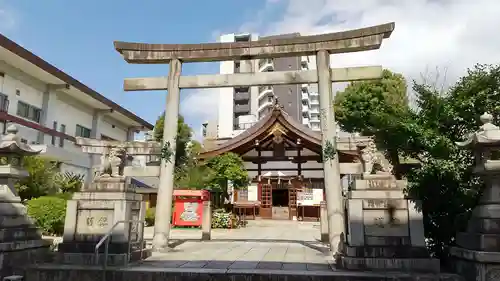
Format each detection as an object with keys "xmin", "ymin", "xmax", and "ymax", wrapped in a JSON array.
[{"xmin": 215, "ymin": 32, "xmax": 320, "ymax": 139}]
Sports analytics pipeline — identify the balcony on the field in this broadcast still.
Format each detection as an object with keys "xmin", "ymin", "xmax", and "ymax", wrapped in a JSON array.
[
  {"xmin": 302, "ymin": 104, "xmax": 310, "ymax": 113},
  {"xmin": 301, "ymin": 92, "xmax": 309, "ymax": 100},
  {"xmin": 310, "ymin": 107, "xmax": 320, "ymax": 114},
  {"xmin": 234, "ymin": 104, "xmax": 250, "ymax": 114},
  {"xmin": 309, "ymin": 91, "xmax": 319, "ymax": 96},
  {"xmin": 258, "ymin": 58, "xmax": 274, "ymax": 72},
  {"xmin": 234, "ymin": 91, "xmax": 250, "ymax": 101},
  {"xmin": 258, "ymin": 85, "xmax": 273, "ymax": 100},
  {"xmin": 258, "ymin": 100, "xmax": 273, "ymax": 113},
  {"xmin": 310, "ymin": 97, "xmax": 319, "ymax": 105},
  {"xmin": 234, "ymin": 121, "xmax": 256, "ymax": 130},
  {"xmin": 310, "ymin": 112, "xmax": 320, "ymax": 123}
]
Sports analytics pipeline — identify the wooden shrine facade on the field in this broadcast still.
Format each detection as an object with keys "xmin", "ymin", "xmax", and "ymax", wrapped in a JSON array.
[{"xmin": 198, "ymin": 100, "xmax": 371, "ymax": 220}]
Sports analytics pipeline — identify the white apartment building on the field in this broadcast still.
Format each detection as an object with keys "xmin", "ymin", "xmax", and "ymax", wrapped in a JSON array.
[
  {"xmin": 0, "ymin": 33, "xmax": 154, "ymax": 184},
  {"xmin": 215, "ymin": 33, "xmax": 320, "ymax": 140}
]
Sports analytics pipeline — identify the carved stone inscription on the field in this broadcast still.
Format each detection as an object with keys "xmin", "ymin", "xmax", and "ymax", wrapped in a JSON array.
[
  {"xmin": 76, "ymin": 210, "xmax": 113, "ymax": 235},
  {"xmin": 363, "ymin": 199, "xmax": 407, "ymax": 210},
  {"xmin": 367, "ymin": 179, "xmax": 396, "ymax": 189},
  {"xmin": 363, "ymin": 210, "xmax": 408, "ymax": 227},
  {"xmin": 363, "ymin": 208, "xmax": 409, "ymax": 238}
]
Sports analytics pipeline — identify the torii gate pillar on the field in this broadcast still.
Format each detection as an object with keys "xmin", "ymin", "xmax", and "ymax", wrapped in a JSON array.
[{"xmin": 317, "ymin": 50, "xmax": 344, "ymax": 253}]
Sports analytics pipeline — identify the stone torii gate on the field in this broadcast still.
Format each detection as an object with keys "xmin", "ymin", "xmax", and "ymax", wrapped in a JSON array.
[{"xmin": 113, "ymin": 22, "xmax": 395, "ymax": 253}]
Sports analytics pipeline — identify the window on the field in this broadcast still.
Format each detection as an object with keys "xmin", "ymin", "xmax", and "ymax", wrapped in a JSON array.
[
  {"xmin": 20, "ymin": 138, "xmax": 27, "ymax": 144},
  {"xmin": 51, "ymin": 121, "xmax": 57, "ymax": 145},
  {"xmin": 17, "ymin": 101, "xmax": 41, "ymax": 123},
  {"xmin": 59, "ymin": 124, "xmax": 66, "ymax": 147},
  {"xmin": 15, "ymin": 89, "xmax": 20, "ymax": 96},
  {"xmin": 75, "ymin": 124, "xmax": 91, "ymax": 138},
  {"xmin": 0, "ymin": 93, "xmax": 8, "ymax": 112}
]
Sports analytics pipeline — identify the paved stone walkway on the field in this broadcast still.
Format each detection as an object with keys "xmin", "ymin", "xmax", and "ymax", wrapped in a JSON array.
[{"xmin": 140, "ymin": 220, "xmax": 335, "ymax": 271}]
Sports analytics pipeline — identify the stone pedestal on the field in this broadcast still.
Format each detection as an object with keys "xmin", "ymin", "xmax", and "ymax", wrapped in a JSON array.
[
  {"xmin": 201, "ymin": 201, "xmax": 211, "ymax": 241},
  {"xmin": 450, "ymin": 113, "xmax": 500, "ymax": 280},
  {"xmin": 57, "ymin": 177, "xmax": 148, "ymax": 266},
  {"xmin": 339, "ymin": 173, "xmax": 440, "ymax": 273},
  {"xmin": 0, "ymin": 126, "xmax": 50, "ymax": 278},
  {"xmin": 452, "ymin": 180, "xmax": 500, "ymax": 278}
]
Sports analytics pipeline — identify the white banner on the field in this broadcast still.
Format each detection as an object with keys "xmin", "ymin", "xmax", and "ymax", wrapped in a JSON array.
[
  {"xmin": 248, "ymin": 185, "xmax": 258, "ymax": 201},
  {"xmin": 297, "ymin": 188, "xmax": 323, "ymax": 206}
]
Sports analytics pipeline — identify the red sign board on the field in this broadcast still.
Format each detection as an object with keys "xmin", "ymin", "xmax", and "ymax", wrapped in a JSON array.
[{"xmin": 171, "ymin": 189, "xmax": 210, "ymax": 227}]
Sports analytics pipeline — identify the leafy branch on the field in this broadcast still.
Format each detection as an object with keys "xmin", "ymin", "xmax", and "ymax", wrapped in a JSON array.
[
  {"xmin": 161, "ymin": 141, "xmax": 174, "ymax": 163},
  {"xmin": 322, "ymin": 139, "xmax": 337, "ymax": 162}
]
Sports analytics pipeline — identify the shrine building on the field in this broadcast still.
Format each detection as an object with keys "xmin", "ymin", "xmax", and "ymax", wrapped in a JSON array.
[{"xmin": 198, "ymin": 101, "xmax": 371, "ymax": 221}]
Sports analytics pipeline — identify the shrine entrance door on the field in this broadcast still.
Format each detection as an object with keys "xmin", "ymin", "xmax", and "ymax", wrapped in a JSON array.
[
  {"xmin": 260, "ymin": 183, "xmax": 272, "ymax": 219},
  {"xmin": 289, "ymin": 180, "xmax": 299, "ymax": 220}
]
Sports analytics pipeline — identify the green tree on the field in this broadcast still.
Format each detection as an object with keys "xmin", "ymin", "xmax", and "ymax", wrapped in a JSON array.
[
  {"xmin": 173, "ymin": 140, "xmax": 214, "ymax": 189},
  {"xmin": 175, "ymin": 163, "xmax": 215, "ymax": 190},
  {"xmin": 16, "ymin": 156, "xmax": 58, "ymax": 201},
  {"xmin": 206, "ymin": 153, "xmax": 249, "ymax": 199},
  {"xmin": 335, "ymin": 69, "xmax": 411, "ymax": 176},
  {"xmin": 154, "ymin": 113, "xmax": 193, "ymax": 167},
  {"xmin": 333, "ymin": 65, "xmax": 499, "ymax": 259}
]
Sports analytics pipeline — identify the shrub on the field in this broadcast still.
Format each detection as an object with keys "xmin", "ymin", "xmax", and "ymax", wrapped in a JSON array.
[
  {"xmin": 145, "ymin": 207, "xmax": 156, "ymax": 226},
  {"xmin": 54, "ymin": 172, "xmax": 84, "ymax": 193},
  {"xmin": 16, "ymin": 156, "xmax": 58, "ymax": 201},
  {"xmin": 26, "ymin": 196, "xmax": 66, "ymax": 236},
  {"xmin": 211, "ymin": 209, "xmax": 238, "ymax": 229},
  {"xmin": 50, "ymin": 192, "xmax": 73, "ymax": 201}
]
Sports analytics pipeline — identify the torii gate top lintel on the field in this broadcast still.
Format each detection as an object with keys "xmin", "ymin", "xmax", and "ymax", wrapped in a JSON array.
[{"xmin": 114, "ymin": 22, "xmax": 395, "ymax": 63}]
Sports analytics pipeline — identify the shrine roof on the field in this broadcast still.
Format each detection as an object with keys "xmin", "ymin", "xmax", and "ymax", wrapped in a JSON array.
[{"xmin": 199, "ymin": 100, "xmax": 367, "ymax": 159}]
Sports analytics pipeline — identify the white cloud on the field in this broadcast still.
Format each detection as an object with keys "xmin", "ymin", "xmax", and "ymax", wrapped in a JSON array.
[
  {"xmin": 243, "ymin": 0, "xmax": 500, "ymax": 90},
  {"xmin": 180, "ymin": 89, "xmax": 219, "ymax": 139},
  {"xmin": 184, "ymin": 0, "xmax": 500, "ymax": 134}
]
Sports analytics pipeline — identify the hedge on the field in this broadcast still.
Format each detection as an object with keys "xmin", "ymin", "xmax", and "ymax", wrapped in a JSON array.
[{"xmin": 26, "ymin": 196, "xmax": 67, "ymax": 236}]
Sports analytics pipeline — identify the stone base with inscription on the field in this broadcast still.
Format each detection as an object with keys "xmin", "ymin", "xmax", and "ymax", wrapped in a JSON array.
[
  {"xmin": 339, "ymin": 173, "xmax": 440, "ymax": 273},
  {"xmin": 57, "ymin": 177, "xmax": 150, "ymax": 266}
]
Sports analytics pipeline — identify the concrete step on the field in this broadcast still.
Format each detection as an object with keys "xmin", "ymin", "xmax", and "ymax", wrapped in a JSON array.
[
  {"xmin": 52, "ymin": 249, "xmax": 152, "ymax": 266},
  {"xmin": 21, "ymin": 263, "xmax": 463, "ymax": 281},
  {"xmin": 339, "ymin": 256, "xmax": 441, "ymax": 273}
]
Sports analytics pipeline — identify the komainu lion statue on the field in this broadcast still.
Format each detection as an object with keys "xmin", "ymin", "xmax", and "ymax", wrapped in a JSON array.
[
  {"xmin": 358, "ymin": 139, "xmax": 393, "ymax": 175},
  {"xmin": 95, "ymin": 146, "xmax": 127, "ymax": 179}
]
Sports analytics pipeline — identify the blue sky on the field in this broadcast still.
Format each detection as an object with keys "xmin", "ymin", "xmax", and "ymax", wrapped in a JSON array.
[
  {"xmin": 0, "ymin": 0, "xmax": 280, "ymax": 134},
  {"xmin": 0, "ymin": 0, "xmax": 498, "ymax": 138}
]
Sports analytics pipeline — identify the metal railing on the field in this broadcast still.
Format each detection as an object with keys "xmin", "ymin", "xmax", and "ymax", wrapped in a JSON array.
[{"xmin": 94, "ymin": 219, "xmax": 146, "ymax": 270}]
